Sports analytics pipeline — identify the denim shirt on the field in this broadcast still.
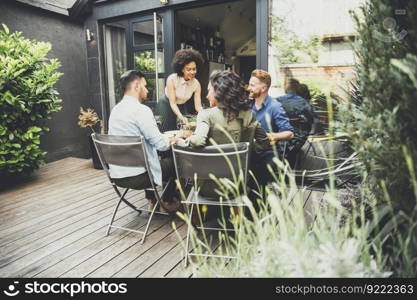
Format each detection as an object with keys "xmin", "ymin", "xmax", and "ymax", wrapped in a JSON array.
[
  {"xmin": 277, "ymin": 93, "xmax": 316, "ymax": 151},
  {"xmin": 252, "ymin": 95, "xmax": 293, "ymax": 133},
  {"xmin": 108, "ymin": 96, "xmax": 170, "ymax": 185},
  {"xmin": 276, "ymin": 93, "xmax": 315, "ymax": 124}
]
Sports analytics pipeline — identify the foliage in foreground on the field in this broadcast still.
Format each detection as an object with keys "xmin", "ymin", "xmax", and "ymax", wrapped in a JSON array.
[
  {"xmin": 174, "ymin": 0, "xmax": 417, "ymax": 278},
  {"xmin": 0, "ymin": 24, "xmax": 62, "ymax": 175},
  {"xmin": 337, "ymin": 0, "xmax": 417, "ymax": 276},
  {"xmin": 177, "ymin": 157, "xmax": 390, "ymax": 278}
]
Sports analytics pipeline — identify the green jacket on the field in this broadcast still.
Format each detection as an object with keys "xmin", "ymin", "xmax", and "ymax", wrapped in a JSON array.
[{"xmin": 188, "ymin": 106, "xmax": 271, "ymax": 154}]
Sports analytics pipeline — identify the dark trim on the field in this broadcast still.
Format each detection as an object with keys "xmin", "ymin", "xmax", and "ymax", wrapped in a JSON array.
[
  {"xmin": 98, "ymin": 22, "xmax": 110, "ymax": 130},
  {"xmin": 90, "ymin": 0, "xmax": 243, "ymax": 21},
  {"xmin": 163, "ymin": 9, "xmax": 175, "ymax": 75},
  {"xmin": 69, "ymin": 0, "xmax": 92, "ymax": 21},
  {"xmin": 132, "ymin": 44, "xmax": 164, "ymax": 51},
  {"xmin": 15, "ymin": 0, "xmax": 70, "ymax": 15},
  {"xmin": 256, "ymin": 0, "xmax": 268, "ymax": 71}
]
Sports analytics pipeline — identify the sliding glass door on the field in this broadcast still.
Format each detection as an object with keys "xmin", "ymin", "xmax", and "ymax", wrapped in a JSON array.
[
  {"xmin": 103, "ymin": 20, "xmax": 128, "ymax": 111},
  {"xmin": 103, "ymin": 10, "xmax": 174, "ymax": 115}
]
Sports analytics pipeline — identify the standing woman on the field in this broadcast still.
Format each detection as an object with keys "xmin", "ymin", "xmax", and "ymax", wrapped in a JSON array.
[{"xmin": 159, "ymin": 49, "xmax": 204, "ymax": 131}]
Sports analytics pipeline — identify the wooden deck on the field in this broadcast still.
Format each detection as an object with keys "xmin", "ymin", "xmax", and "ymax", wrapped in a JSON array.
[{"xmin": 0, "ymin": 157, "xmax": 326, "ymax": 278}]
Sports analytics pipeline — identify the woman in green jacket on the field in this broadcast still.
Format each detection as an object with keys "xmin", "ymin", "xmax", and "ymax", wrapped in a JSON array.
[{"xmin": 182, "ymin": 70, "xmax": 276, "ymax": 196}]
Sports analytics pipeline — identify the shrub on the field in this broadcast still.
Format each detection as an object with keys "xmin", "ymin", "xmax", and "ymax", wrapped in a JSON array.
[
  {"xmin": 0, "ymin": 24, "xmax": 62, "ymax": 175},
  {"xmin": 337, "ymin": 0, "xmax": 417, "ymax": 276}
]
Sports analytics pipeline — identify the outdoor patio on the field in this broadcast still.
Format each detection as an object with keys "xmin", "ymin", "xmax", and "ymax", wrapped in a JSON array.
[{"xmin": 0, "ymin": 157, "xmax": 326, "ymax": 278}]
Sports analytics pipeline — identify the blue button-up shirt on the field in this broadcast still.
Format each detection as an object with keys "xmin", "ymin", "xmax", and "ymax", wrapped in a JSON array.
[
  {"xmin": 252, "ymin": 95, "xmax": 293, "ymax": 133},
  {"xmin": 108, "ymin": 96, "xmax": 170, "ymax": 185},
  {"xmin": 277, "ymin": 93, "xmax": 316, "ymax": 124}
]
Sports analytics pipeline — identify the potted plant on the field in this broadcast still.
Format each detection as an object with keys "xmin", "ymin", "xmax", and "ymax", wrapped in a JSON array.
[{"xmin": 78, "ymin": 107, "xmax": 103, "ymax": 169}]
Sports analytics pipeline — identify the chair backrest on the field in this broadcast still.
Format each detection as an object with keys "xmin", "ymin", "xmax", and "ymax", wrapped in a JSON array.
[
  {"xmin": 91, "ymin": 133, "xmax": 148, "ymax": 172},
  {"xmin": 172, "ymin": 142, "xmax": 250, "ymax": 184}
]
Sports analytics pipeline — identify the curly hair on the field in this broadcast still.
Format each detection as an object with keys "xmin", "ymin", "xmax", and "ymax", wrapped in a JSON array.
[
  {"xmin": 210, "ymin": 70, "xmax": 251, "ymax": 122},
  {"xmin": 172, "ymin": 49, "xmax": 204, "ymax": 77}
]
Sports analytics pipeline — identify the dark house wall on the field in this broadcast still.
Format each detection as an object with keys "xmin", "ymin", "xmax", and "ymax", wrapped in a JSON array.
[{"xmin": 0, "ymin": 0, "xmax": 90, "ymax": 162}]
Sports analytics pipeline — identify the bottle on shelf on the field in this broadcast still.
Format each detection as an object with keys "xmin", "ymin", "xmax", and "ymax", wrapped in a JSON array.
[{"xmin": 208, "ymin": 37, "xmax": 215, "ymax": 62}]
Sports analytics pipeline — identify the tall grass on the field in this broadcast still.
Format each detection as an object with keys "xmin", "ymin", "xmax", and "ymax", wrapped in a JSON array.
[{"xmin": 176, "ymin": 153, "xmax": 391, "ymax": 277}]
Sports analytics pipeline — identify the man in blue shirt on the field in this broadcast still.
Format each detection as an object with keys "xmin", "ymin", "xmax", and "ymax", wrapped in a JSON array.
[
  {"xmin": 108, "ymin": 70, "xmax": 181, "ymax": 212},
  {"xmin": 277, "ymin": 78, "xmax": 317, "ymax": 166},
  {"xmin": 247, "ymin": 69, "xmax": 293, "ymax": 187},
  {"xmin": 248, "ymin": 69, "xmax": 294, "ymax": 149}
]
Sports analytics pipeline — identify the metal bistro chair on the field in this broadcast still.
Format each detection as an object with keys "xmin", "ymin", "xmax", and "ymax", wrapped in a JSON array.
[
  {"xmin": 92, "ymin": 133, "xmax": 170, "ymax": 244},
  {"xmin": 172, "ymin": 142, "xmax": 250, "ymax": 266}
]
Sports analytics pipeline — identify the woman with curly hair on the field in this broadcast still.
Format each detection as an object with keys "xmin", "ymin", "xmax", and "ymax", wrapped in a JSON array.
[
  {"xmin": 182, "ymin": 70, "xmax": 273, "ymax": 207},
  {"xmin": 158, "ymin": 49, "xmax": 204, "ymax": 131},
  {"xmin": 187, "ymin": 70, "xmax": 270, "ymax": 153}
]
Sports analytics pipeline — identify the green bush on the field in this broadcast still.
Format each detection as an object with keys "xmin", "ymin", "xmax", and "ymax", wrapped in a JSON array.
[
  {"xmin": 337, "ymin": 0, "xmax": 417, "ymax": 276},
  {"xmin": 339, "ymin": 1, "xmax": 417, "ymax": 210},
  {"xmin": 301, "ymin": 78, "xmax": 337, "ymax": 132},
  {"xmin": 0, "ymin": 24, "xmax": 62, "ymax": 175}
]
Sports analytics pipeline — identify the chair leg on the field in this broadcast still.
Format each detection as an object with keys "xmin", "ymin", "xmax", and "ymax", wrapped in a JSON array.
[
  {"xmin": 236, "ymin": 206, "xmax": 244, "ymax": 269},
  {"xmin": 107, "ymin": 188, "xmax": 129, "ymax": 236},
  {"xmin": 184, "ymin": 203, "xmax": 194, "ymax": 267},
  {"xmin": 140, "ymin": 197, "xmax": 159, "ymax": 244}
]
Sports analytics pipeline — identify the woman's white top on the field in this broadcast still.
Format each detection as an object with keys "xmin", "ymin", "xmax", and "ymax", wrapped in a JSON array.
[{"xmin": 164, "ymin": 73, "xmax": 199, "ymax": 105}]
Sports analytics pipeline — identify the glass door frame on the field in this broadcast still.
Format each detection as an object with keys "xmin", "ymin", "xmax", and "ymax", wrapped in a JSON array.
[{"xmin": 126, "ymin": 10, "xmax": 175, "ymax": 103}]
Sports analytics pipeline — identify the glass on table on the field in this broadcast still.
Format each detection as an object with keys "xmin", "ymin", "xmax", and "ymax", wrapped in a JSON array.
[{"xmin": 175, "ymin": 121, "xmax": 191, "ymax": 138}]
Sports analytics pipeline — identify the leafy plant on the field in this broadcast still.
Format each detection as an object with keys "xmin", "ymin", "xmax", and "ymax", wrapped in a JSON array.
[
  {"xmin": 0, "ymin": 24, "xmax": 62, "ymax": 175},
  {"xmin": 301, "ymin": 78, "xmax": 338, "ymax": 133},
  {"xmin": 133, "ymin": 51, "xmax": 159, "ymax": 101},
  {"xmin": 271, "ymin": 16, "xmax": 321, "ymax": 65},
  {"xmin": 336, "ymin": 0, "xmax": 417, "ymax": 276}
]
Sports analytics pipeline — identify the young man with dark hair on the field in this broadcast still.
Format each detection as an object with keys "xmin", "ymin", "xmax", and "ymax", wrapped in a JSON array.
[{"xmin": 108, "ymin": 70, "xmax": 181, "ymax": 212}]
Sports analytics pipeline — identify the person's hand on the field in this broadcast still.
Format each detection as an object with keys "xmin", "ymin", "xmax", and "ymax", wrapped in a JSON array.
[
  {"xmin": 266, "ymin": 133, "xmax": 277, "ymax": 145},
  {"xmin": 169, "ymin": 137, "xmax": 185, "ymax": 145},
  {"xmin": 180, "ymin": 115, "xmax": 188, "ymax": 125},
  {"xmin": 178, "ymin": 129, "xmax": 193, "ymax": 138}
]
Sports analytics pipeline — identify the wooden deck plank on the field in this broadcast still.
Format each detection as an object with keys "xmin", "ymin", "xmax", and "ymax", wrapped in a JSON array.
[
  {"xmin": 14, "ymin": 210, "xmax": 144, "ymax": 278},
  {"xmin": 0, "ymin": 187, "xmax": 130, "ymax": 246},
  {"xmin": 0, "ymin": 180, "xmax": 112, "ymax": 230},
  {"xmin": 0, "ymin": 175, "xmax": 106, "ymax": 221},
  {"xmin": 164, "ymin": 226, "xmax": 222, "ymax": 278},
  {"xmin": 164, "ymin": 259, "xmax": 193, "ymax": 278},
  {"xmin": 1, "ymin": 160, "xmax": 96, "ymax": 200},
  {"xmin": 0, "ymin": 173, "xmax": 111, "ymax": 224},
  {"xmin": 110, "ymin": 222, "xmax": 187, "ymax": 278},
  {"xmin": 0, "ymin": 190, "xmax": 142, "ymax": 255},
  {"xmin": 0, "ymin": 197, "xmax": 144, "ymax": 276},
  {"xmin": 0, "ymin": 182, "xmax": 118, "ymax": 235},
  {"xmin": 0, "ymin": 169, "xmax": 105, "ymax": 209},
  {"xmin": 86, "ymin": 219, "xmax": 182, "ymax": 278},
  {"xmin": 139, "ymin": 240, "xmax": 185, "ymax": 277},
  {"xmin": 61, "ymin": 217, "xmax": 183, "ymax": 278},
  {"xmin": 0, "ymin": 158, "xmax": 89, "ymax": 194},
  {"xmin": 0, "ymin": 194, "xmax": 142, "ymax": 263},
  {"xmin": 34, "ymin": 213, "xmax": 167, "ymax": 278}
]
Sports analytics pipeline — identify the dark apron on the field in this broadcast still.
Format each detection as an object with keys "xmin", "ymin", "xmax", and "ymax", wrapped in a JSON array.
[{"xmin": 156, "ymin": 96, "xmax": 195, "ymax": 132}]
